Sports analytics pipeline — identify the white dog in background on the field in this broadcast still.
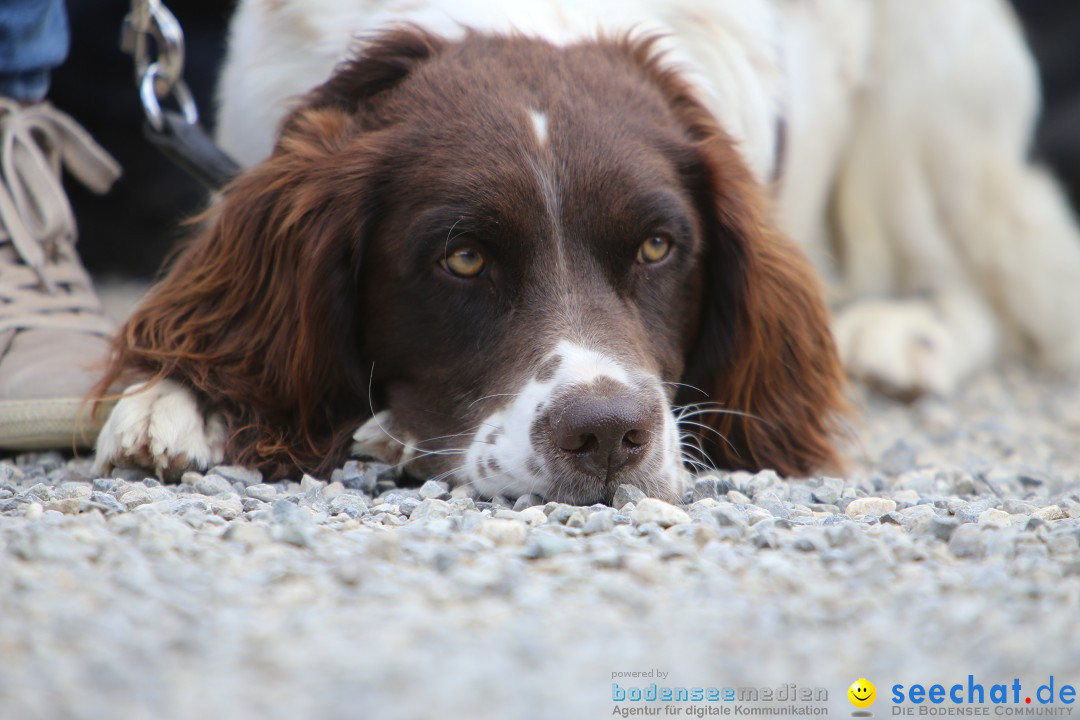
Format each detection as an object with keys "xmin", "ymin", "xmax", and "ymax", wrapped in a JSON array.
[{"xmin": 214, "ymin": 0, "xmax": 1080, "ymax": 398}]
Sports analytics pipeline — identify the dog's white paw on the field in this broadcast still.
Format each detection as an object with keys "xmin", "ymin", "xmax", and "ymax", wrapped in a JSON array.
[
  {"xmin": 832, "ymin": 300, "xmax": 963, "ymax": 398},
  {"xmin": 94, "ymin": 379, "xmax": 226, "ymax": 480},
  {"xmin": 350, "ymin": 410, "xmax": 413, "ymax": 466}
]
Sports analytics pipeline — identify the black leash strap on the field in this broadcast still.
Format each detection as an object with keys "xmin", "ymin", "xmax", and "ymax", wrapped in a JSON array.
[
  {"xmin": 123, "ymin": 0, "xmax": 240, "ymax": 191},
  {"xmin": 143, "ymin": 111, "xmax": 241, "ymax": 191}
]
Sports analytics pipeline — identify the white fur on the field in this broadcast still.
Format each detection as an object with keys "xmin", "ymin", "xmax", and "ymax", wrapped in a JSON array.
[
  {"xmin": 215, "ymin": 0, "xmax": 1080, "ymax": 400},
  {"xmin": 94, "ymin": 380, "xmax": 225, "ymax": 478},
  {"xmin": 463, "ymin": 341, "xmax": 684, "ymax": 499},
  {"xmin": 350, "ymin": 409, "xmax": 417, "ymax": 466},
  {"xmin": 529, "ymin": 109, "xmax": 549, "ymax": 147}
]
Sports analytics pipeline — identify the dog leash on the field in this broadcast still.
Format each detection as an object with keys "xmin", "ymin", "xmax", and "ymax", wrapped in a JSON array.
[{"xmin": 120, "ymin": 0, "xmax": 240, "ymax": 191}]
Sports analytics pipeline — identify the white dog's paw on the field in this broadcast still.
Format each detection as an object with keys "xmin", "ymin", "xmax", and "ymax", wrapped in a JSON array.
[
  {"xmin": 350, "ymin": 410, "xmax": 414, "ymax": 466},
  {"xmin": 94, "ymin": 379, "xmax": 226, "ymax": 480},
  {"xmin": 832, "ymin": 300, "xmax": 963, "ymax": 399}
]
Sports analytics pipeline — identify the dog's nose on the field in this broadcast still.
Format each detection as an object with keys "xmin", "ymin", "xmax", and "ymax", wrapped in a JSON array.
[{"xmin": 551, "ymin": 394, "xmax": 657, "ymax": 478}]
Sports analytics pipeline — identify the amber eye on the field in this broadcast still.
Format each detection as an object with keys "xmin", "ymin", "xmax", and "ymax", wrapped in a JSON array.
[
  {"xmin": 637, "ymin": 235, "xmax": 672, "ymax": 264},
  {"xmin": 442, "ymin": 247, "xmax": 486, "ymax": 277}
]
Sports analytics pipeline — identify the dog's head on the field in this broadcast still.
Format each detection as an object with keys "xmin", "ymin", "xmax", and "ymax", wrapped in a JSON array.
[{"xmin": 110, "ymin": 28, "xmax": 846, "ymax": 504}]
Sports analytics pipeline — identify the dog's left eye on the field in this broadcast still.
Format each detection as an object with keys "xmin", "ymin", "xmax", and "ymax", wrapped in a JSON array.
[
  {"xmin": 637, "ymin": 235, "xmax": 672, "ymax": 264},
  {"xmin": 442, "ymin": 247, "xmax": 486, "ymax": 278}
]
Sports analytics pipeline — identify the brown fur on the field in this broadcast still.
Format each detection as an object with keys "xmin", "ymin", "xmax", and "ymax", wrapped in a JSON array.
[{"xmin": 94, "ymin": 28, "xmax": 847, "ymax": 485}]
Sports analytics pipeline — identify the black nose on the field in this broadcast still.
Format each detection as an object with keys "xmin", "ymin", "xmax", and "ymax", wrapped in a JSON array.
[{"xmin": 551, "ymin": 394, "xmax": 658, "ymax": 478}]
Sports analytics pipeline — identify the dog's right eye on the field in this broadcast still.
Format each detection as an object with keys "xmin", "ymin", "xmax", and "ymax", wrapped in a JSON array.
[
  {"xmin": 636, "ymin": 234, "xmax": 672, "ymax": 264},
  {"xmin": 441, "ymin": 247, "xmax": 486, "ymax": 278}
]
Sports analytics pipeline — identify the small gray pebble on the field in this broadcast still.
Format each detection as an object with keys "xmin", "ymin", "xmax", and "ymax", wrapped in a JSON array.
[
  {"xmin": 928, "ymin": 516, "xmax": 960, "ymax": 541},
  {"xmin": 241, "ymin": 498, "xmax": 265, "ymax": 512},
  {"xmin": 544, "ymin": 503, "xmax": 576, "ymax": 524},
  {"xmin": 727, "ymin": 490, "xmax": 752, "ymax": 504},
  {"xmin": 418, "ymin": 480, "xmax": 451, "ymax": 501},
  {"xmin": 271, "ymin": 499, "xmax": 314, "ymax": 546},
  {"xmin": 755, "ymin": 499, "xmax": 790, "ymax": 519},
  {"xmin": 379, "ymin": 492, "xmax": 415, "ymax": 506},
  {"xmin": 88, "ymin": 491, "xmax": 126, "ymax": 515},
  {"xmin": 750, "ymin": 529, "xmax": 780, "ymax": 549},
  {"xmin": 211, "ymin": 465, "xmax": 264, "ymax": 487},
  {"xmin": 948, "ymin": 523, "xmax": 983, "ymax": 558},
  {"xmin": 460, "ymin": 510, "xmax": 486, "ymax": 532},
  {"xmin": 880, "ymin": 512, "xmax": 904, "ymax": 525},
  {"xmin": 582, "ymin": 510, "xmax": 615, "ymax": 535},
  {"xmin": 24, "ymin": 483, "xmax": 54, "ymax": 502},
  {"xmin": 448, "ymin": 498, "xmax": 476, "ymax": 515},
  {"xmin": 119, "ymin": 488, "xmax": 153, "ymax": 509},
  {"xmin": 246, "ymin": 484, "xmax": 278, "ymax": 503},
  {"xmin": 513, "ymin": 493, "xmax": 545, "ymax": 510},
  {"xmin": 398, "ymin": 497, "xmax": 421, "ymax": 517},
  {"xmin": 811, "ymin": 478, "xmax": 843, "ymax": 505},
  {"xmin": 954, "ymin": 498, "xmax": 994, "ymax": 524},
  {"xmin": 410, "ymin": 498, "xmax": 451, "ymax": 521},
  {"xmin": 195, "ymin": 474, "xmax": 236, "ymax": 497},
  {"xmin": 272, "ymin": 498, "xmax": 304, "ymax": 523},
  {"xmin": 712, "ymin": 506, "xmax": 748, "ymax": 531},
  {"xmin": 341, "ymin": 461, "xmax": 379, "ymax": 495},
  {"xmin": 746, "ymin": 470, "xmax": 782, "ymax": 498},
  {"xmin": 329, "ymin": 494, "xmax": 369, "ymax": 519},
  {"xmin": 524, "ymin": 534, "xmax": 577, "ymax": 559},
  {"xmin": 612, "ymin": 484, "xmax": 646, "ymax": 509},
  {"xmin": 787, "ymin": 485, "xmax": 815, "ymax": 507},
  {"xmin": 691, "ymin": 475, "xmax": 736, "ymax": 502},
  {"xmin": 952, "ymin": 474, "xmax": 980, "ymax": 496},
  {"xmin": 300, "ymin": 475, "xmax": 326, "ymax": 492},
  {"xmin": 92, "ymin": 477, "xmax": 124, "ymax": 493}
]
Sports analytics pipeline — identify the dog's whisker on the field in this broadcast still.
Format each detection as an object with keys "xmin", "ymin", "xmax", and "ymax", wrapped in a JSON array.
[
  {"xmin": 410, "ymin": 426, "xmax": 487, "ymax": 448},
  {"xmin": 678, "ymin": 419, "xmax": 739, "ymax": 457},
  {"xmin": 677, "ymin": 418, "xmax": 734, "ymax": 441},
  {"xmin": 427, "ymin": 464, "xmax": 467, "ymax": 485},
  {"xmin": 384, "ymin": 447, "xmax": 469, "ymax": 476},
  {"xmin": 675, "ymin": 405, "xmax": 770, "ymax": 426},
  {"xmin": 661, "ymin": 381, "xmax": 709, "ymax": 398},
  {"xmin": 678, "ymin": 441, "xmax": 717, "ymax": 474},
  {"xmin": 673, "ymin": 401, "xmax": 726, "ymax": 414},
  {"xmin": 467, "ymin": 392, "xmax": 520, "ymax": 409}
]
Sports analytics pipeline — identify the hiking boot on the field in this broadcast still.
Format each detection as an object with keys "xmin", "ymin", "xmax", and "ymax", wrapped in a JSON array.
[{"xmin": 0, "ymin": 97, "xmax": 122, "ymax": 450}]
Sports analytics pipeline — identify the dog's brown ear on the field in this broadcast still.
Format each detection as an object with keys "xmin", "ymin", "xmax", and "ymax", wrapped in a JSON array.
[
  {"xmin": 93, "ymin": 29, "xmax": 447, "ymax": 478},
  {"xmin": 686, "ymin": 139, "xmax": 848, "ymax": 475},
  {"xmin": 622, "ymin": 36, "xmax": 848, "ymax": 476},
  {"xmin": 93, "ymin": 107, "xmax": 372, "ymax": 477},
  {"xmin": 686, "ymin": 170, "xmax": 848, "ymax": 476}
]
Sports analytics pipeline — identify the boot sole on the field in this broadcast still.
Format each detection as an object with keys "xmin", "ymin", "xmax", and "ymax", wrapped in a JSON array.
[{"xmin": 0, "ymin": 398, "xmax": 117, "ymax": 451}]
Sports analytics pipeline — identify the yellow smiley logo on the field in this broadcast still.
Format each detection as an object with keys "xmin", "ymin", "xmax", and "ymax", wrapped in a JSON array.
[{"xmin": 848, "ymin": 678, "xmax": 876, "ymax": 708}]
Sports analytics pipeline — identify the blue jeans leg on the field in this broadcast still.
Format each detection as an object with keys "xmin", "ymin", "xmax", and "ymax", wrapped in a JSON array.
[{"xmin": 0, "ymin": 0, "xmax": 70, "ymax": 102}]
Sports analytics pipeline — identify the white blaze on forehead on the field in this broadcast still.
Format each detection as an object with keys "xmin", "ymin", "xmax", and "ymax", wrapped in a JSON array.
[{"xmin": 529, "ymin": 109, "xmax": 549, "ymax": 148}]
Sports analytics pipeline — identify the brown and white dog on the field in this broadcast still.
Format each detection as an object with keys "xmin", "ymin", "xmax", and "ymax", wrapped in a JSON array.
[{"xmin": 93, "ymin": 0, "xmax": 1080, "ymax": 504}]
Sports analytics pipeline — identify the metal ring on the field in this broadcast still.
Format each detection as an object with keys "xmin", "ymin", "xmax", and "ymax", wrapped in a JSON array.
[
  {"xmin": 126, "ymin": 0, "xmax": 186, "ymax": 95},
  {"xmin": 139, "ymin": 64, "xmax": 198, "ymax": 132},
  {"xmin": 147, "ymin": 0, "xmax": 186, "ymax": 89}
]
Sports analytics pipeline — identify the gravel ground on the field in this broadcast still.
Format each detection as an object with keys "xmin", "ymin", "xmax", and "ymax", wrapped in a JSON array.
[{"xmin": 1, "ymin": 365, "xmax": 1079, "ymax": 720}]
